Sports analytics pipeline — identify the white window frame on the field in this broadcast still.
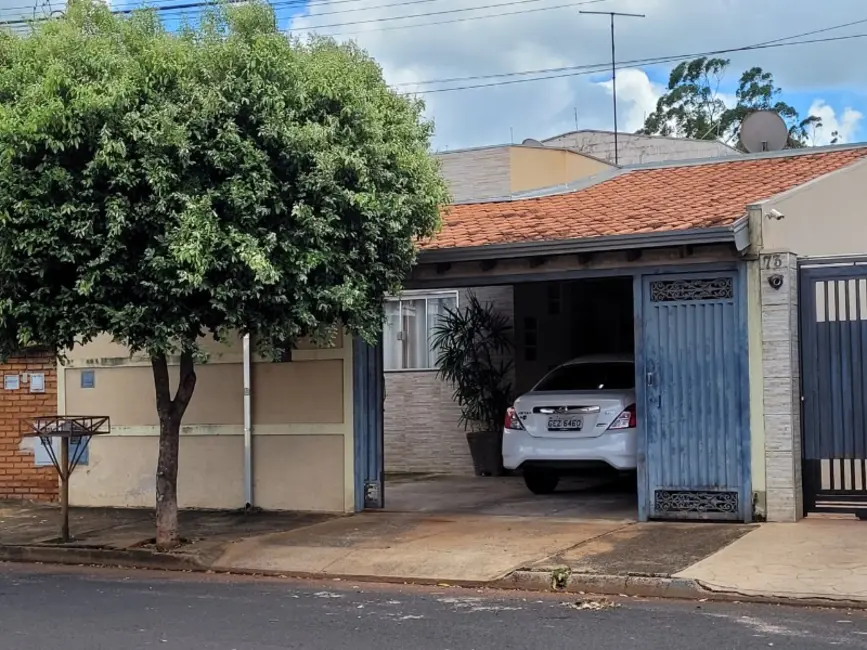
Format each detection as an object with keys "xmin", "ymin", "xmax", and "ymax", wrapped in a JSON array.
[{"xmin": 384, "ymin": 290, "xmax": 459, "ymax": 372}]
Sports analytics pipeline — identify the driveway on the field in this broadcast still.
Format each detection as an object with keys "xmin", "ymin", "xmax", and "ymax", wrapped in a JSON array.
[{"xmin": 382, "ymin": 474, "xmax": 637, "ymax": 521}]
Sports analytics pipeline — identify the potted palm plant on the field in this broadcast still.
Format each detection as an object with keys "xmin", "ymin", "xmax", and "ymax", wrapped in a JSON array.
[{"xmin": 431, "ymin": 293, "xmax": 514, "ymax": 477}]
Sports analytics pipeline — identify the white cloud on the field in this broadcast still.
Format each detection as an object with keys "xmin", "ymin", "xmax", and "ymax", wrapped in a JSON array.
[
  {"xmin": 290, "ymin": 0, "xmax": 867, "ymax": 148},
  {"xmin": 597, "ymin": 69, "xmax": 664, "ymax": 133},
  {"xmin": 806, "ymin": 99, "xmax": 863, "ymax": 145}
]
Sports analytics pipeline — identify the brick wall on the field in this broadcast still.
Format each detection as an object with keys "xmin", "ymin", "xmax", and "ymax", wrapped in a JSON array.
[{"xmin": 0, "ymin": 350, "xmax": 58, "ymax": 502}]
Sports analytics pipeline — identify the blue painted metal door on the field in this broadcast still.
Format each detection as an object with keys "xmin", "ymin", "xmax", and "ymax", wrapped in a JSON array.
[
  {"xmin": 642, "ymin": 272, "xmax": 748, "ymax": 521},
  {"xmin": 353, "ymin": 336, "xmax": 385, "ymax": 511}
]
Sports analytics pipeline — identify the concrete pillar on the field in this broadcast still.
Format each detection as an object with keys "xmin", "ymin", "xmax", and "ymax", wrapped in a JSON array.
[{"xmin": 760, "ymin": 251, "xmax": 803, "ymax": 522}]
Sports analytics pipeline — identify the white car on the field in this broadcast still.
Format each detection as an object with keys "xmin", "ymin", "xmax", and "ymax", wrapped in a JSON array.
[{"xmin": 502, "ymin": 355, "xmax": 637, "ymax": 494}]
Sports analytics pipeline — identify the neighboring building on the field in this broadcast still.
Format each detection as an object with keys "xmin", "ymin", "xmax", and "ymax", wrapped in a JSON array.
[
  {"xmin": 0, "ymin": 349, "xmax": 59, "ymax": 502},
  {"xmin": 541, "ymin": 130, "xmax": 742, "ymax": 166},
  {"xmin": 434, "ymin": 142, "xmax": 613, "ymax": 203}
]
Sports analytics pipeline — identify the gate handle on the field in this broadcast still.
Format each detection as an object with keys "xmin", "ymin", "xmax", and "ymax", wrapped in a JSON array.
[{"xmin": 646, "ymin": 372, "xmax": 655, "ymax": 387}]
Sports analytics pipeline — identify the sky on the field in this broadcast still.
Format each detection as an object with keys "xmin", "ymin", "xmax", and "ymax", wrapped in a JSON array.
[{"xmin": 2, "ymin": 0, "xmax": 865, "ymax": 151}]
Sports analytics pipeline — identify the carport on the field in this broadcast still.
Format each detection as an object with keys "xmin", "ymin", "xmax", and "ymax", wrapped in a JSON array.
[{"xmin": 354, "ymin": 159, "xmax": 756, "ymax": 523}]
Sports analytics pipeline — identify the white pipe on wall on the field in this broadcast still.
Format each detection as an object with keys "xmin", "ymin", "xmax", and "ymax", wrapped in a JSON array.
[{"xmin": 242, "ymin": 334, "xmax": 253, "ymax": 508}]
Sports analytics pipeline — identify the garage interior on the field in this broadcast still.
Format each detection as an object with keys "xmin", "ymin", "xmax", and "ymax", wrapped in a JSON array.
[{"xmin": 382, "ymin": 275, "xmax": 639, "ymax": 520}]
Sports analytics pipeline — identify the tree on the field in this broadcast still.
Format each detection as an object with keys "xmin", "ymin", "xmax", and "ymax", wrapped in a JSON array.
[
  {"xmin": 0, "ymin": 0, "xmax": 449, "ymax": 548},
  {"xmin": 638, "ymin": 57, "xmax": 829, "ymax": 149}
]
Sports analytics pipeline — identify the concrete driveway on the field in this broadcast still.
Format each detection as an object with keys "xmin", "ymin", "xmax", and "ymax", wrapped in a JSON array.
[
  {"xmin": 214, "ymin": 475, "xmax": 639, "ymax": 582},
  {"xmin": 215, "ymin": 512, "xmax": 630, "ymax": 582},
  {"xmin": 382, "ymin": 474, "xmax": 637, "ymax": 521}
]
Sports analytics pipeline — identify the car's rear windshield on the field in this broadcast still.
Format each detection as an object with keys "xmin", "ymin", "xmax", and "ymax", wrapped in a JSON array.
[{"xmin": 534, "ymin": 362, "xmax": 635, "ymax": 391}]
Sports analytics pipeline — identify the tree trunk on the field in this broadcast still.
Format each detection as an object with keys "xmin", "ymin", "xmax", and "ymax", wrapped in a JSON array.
[
  {"xmin": 155, "ymin": 411, "xmax": 181, "ymax": 549},
  {"xmin": 152, "ymin": 350, "xmax": 197, "ymax": 551}
]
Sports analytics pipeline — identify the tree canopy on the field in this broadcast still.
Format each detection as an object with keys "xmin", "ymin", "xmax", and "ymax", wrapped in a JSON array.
[
  {"xmin": 0, "ymin": 0, "xmax": 449, "ymax": 546},
  {"xmin": 638, "ymin": 57, "xmax": 834, "ymax": 148}
]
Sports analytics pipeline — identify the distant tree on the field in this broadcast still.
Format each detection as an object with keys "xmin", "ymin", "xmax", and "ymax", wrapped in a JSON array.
[
  {"xmin": 638, "ymin": 57, "xmax": 830, "ymax": 149},
  {"xmin": 0, "ymin": 0, "xmax": 448, "ymax": 548}
]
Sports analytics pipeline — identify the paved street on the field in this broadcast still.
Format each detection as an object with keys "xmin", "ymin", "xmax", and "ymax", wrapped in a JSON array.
[{"xmin": 2, "ymin": 564, "xmax": 867, "ymax": 650}]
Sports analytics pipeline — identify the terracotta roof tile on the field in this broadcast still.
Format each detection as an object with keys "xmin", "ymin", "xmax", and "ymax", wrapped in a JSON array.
[{"xmin": 424, "ymin": 148, "xmax": 867, "ymax": 251}]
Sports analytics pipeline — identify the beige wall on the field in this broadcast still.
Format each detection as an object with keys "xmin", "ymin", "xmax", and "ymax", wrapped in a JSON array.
[
  {"xmin": 761, "ymin": 159, "xmax": 867, "ymax": 257},
  {"xmin": 70, "ymin": 434, "xmax": 344, "ymax": 511},
  {"xmin": 746, "ymin": 256, "xmax": 767, "ymax": 517},
  {"xmin": 509, "ymin": 147, "xmax": 611, "ymax": 194},
  {"xmin": 64, "ymin": 333, "xmax": 355, "ymax": 513},
  {"xmin": 435, "ymin": 145, "xmax": 612, "ymax": 203},
  {"xmin": 65, "ymin": 361, "xmax": 344, "ymax": 427}
]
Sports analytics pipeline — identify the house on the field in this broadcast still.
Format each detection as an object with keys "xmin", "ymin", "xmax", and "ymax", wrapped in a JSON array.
[
  {"xmin": 540, "ymin": 129, "xmax": 742, "ymax": 166},
  {"xmin": 434, "ymin": 142, "xmax": 614, "ymax": 203},
  {"xmin": 4, "ymin": 142, "xmax": 866, "ymax": 524},
  {"xmin": 0, "ymin": 349, "xmax": 60, "ymax": 501},
  {"xmin": 386, "ymin": 133, "xmax": 742, "ymax": 476},
  {"xmin": 374, "ymin": 143, "xmax": 867, "ymax": 523}
]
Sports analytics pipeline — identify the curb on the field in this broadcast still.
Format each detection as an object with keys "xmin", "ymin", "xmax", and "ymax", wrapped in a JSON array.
[
  {"xmin": 0, "ymin": 544, "xmax": 206, "ymax": 572},
  {"xmin": 3, "ymin": 545, "xmax": 866, "ymax": 611},
  {"xmin": 494, "ymin": 570, "xmax": 867, "ymax": 610}
]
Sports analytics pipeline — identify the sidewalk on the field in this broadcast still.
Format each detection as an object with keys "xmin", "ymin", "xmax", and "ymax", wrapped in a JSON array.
[
  {"xmin": 676, "ymin": 519, "xmax": 867, "ymax": 602},
  {"xmin": 2, "ymin": 501, "xmax": 866, "ymax": 607}
]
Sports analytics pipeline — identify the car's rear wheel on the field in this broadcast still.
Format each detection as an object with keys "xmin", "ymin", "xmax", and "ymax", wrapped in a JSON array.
[{"xmin": 523, "ymin": 471, "xmax": 559, "ymax": 495}]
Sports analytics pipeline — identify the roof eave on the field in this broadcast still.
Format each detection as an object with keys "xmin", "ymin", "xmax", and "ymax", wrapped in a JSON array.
[{"xmin": 419, "ymin": 217, "xmax": 750, "ymax": 264}]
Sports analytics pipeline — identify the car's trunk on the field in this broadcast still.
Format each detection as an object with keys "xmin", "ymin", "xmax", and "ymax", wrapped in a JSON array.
[{"xmin": 514, "ymin": 390, "xmax": 628, "ymax": 439}]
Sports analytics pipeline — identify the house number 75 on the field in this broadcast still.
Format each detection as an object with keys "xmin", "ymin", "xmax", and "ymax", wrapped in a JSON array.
[{"xmin": 763, "ymin": 254, "xmax": 783, "ymax": 270}]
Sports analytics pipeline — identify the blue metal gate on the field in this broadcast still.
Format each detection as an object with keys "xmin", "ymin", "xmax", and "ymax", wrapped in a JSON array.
[
  {"xmin": 353, "ymin": 336, "xmax": 385, "ymax": 511},
  {"xmin": 800, "ymin": 262, "xmax": 867, "ymax": 517},
  {"xmin": 642, "ymin": 271, "xmax": 748, "ymax": 521}
]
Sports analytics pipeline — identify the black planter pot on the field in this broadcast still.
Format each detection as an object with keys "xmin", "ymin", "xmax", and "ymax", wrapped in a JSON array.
[{"xmin": 466, "ymin": 430, "xmax": 504, "ymax": 477}]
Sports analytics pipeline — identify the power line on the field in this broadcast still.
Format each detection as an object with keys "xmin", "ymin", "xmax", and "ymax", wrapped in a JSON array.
[
  {"xmin": 406, "ymin": 32, "xmax": 867, "ymax": 94},
  {"xmin": 0, "ymin": 0, "xmax": 605, "ymax": 30},
  {"xmin": 285, "ymin": 0, "xmax": 604, "ymax": 32},
  {"xmin": 751, "ymin": 16, "xmax": 867, "ymax": 46},
  {"xmin": 322, "ymin": 0, "xmax": 598, "ymax": 36},
  {"xmin": 413, "ymin": 33, "xmax": 867, "ymax": 94}
]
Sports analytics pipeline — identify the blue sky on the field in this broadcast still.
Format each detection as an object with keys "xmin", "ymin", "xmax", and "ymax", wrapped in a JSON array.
[{"xmin": 2, "ymin": 0, "xmax": 865, "ymax": 149}]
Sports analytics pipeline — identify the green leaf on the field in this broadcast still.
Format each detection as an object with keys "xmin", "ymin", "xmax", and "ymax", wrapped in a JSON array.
[{"xmin": 0, "ymin": 0, "xmax": 449, "ymax": 359}]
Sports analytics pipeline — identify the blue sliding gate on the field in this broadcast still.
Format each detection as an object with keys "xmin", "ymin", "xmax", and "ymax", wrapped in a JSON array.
[
  {"xmin": 352, "ymin": 336, "xmax": 385, "ymax": 511},
  {"xmin": 641, "ymin": 271, "xmax": 749, "ymax": 521}
]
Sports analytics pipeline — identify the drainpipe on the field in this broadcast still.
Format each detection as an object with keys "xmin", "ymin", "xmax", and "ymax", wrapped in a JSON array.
[{"xmin": 242, "ymin": 334, "xmax": 253, "ymax": 509}]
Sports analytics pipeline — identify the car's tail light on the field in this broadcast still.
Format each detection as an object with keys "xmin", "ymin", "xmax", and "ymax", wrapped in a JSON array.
[
  {"xmin": 504, "ymin": 407, "xmax": 524, "ymax": 430},
  {"xmin": 607, "ymin": 404, "xmax": 636, "ymax": 430}
]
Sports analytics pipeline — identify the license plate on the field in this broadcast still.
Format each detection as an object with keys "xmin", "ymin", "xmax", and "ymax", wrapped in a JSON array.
[{"xmin": 547, "ymin": 417, "xmax": 582, "ymax": 431}]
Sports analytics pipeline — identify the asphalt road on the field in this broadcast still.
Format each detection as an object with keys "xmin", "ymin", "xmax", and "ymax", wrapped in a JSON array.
[{"xmin": 2, "ymin": 564, "xmax": 867, "ymax": 650}]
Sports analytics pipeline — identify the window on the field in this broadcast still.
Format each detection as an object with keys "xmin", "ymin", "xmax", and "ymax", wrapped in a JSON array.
[
  {"xmin": 383, "ymin": 292, "xmax": 458, "ymax": 370},
  {"xmin": 534, "ymin": 361, "xmax": 635, "ymax": 392}
]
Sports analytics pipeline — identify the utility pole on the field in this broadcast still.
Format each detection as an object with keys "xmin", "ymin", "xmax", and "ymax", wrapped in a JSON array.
[{"xmin": 580, "ymin": 10, "xmax": 645, "ymax": 165}]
